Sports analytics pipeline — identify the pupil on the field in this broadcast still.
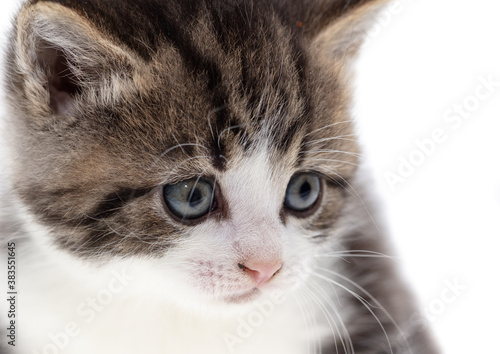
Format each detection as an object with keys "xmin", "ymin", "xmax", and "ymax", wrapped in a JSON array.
[
  {"xmin": 189, "ymin": 188, "xmax": 203, "ymax": 206},
  {"xmin": 299, "ymin": 181, "xmax": 311, "ymax": 200}
]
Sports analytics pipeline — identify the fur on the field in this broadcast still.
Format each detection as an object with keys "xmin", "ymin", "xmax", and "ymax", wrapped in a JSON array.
[{"xmin": 0, "ymin": 0, "xmax": 438, "ymax": 353}]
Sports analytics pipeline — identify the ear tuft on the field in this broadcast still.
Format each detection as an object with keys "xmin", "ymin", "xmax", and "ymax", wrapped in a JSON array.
[
  {"xmin": 39, "ymin": 45, "xmax": 81, "ymax": 116},
  {"xmin": 13, "ymin": 2, "xmax": 139, "ymax": 117},
  {"xmin": 307, "ymin": 0, "xmax": 390, "ymax": 61}
]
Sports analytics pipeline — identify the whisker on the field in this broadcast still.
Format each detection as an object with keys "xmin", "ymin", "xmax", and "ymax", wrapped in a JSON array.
[
  {"xmin": 143, "ymin": 143, "xmax": 210, "ymax": 178},
  {"xmin": 157, "ymin": 143, "xmax": 209, "ymax": 161},
  {"xmin": 305, "ymin": 135, "xmax": 357, "ymax": 146},
  {"xmin": 312, "ymin": 270, "xmax": 394, "ymax": 354},
  {"xmin": 308, "ymin": 281, "xmax": 355, "ymax": 354},
  {"xmin": 304, "ymin": 120, "xmax": 354, "ymax": 137},
  {"xmin": 293, "ymin": 290, "xmax": 316, "ymax": 354},
  {"xmin": 315, "ymin": 250, "xmax": 396, "ymax": 261},
  {"xmin": 217, "ymin": 124, "xmax": 245, "ymax": 148},
  {"xmin": 301, "ymin": 284, "xmax": 342, "ymax": 354},
  {"xmin": 170, "ymin": 132, "xmax": 186, "ymax": 155},
  {"xmin": 307, "ymin": 158, "xmax": 359, "ymax": 168},
  {"xmin": 315, "ymin": 267, "xmax": 415, "ymax": 354},
  {"xmin": 156, "ymin": 155, "xmax": 211, "ymax": 185},
  {"xmin": 315, "ymin": 166, "xmax": 382, "ymax": 234},
  {"xmin": 207, "ymin": 105, "xmax": 226, "ymax": 143},
  {"xmin": 300, "ymin": 149, "xmax": 361, "ymax": 158}
]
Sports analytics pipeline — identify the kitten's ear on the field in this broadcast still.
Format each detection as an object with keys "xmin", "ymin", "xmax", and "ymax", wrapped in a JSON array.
[
  {"xmin": 300, "ymin": 0, "xmax": 389, "ymax": 60},
  {"xmin": 13, "ymin": 2, "xmax": 139, "ymax": 117}
]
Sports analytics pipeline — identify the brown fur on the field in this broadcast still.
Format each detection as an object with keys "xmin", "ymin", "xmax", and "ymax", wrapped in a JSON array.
[
  {"xmin": 5, "ymin": 0, "xmax": 370, "ymax": 257},
  {"xmin": 2, "ymin": 0, "xmax": 439, "ymax": 352}
]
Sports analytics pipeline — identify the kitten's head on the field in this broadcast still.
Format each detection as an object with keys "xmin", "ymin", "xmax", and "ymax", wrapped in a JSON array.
[{"xmin": 5, "ymin": 0, "xmax": 386, "ymax": 305}]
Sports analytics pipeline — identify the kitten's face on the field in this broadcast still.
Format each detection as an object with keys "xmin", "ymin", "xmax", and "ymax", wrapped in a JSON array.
[{"xmin": 6, "ymin": 0, "xmax": 384, "ymax": 305}]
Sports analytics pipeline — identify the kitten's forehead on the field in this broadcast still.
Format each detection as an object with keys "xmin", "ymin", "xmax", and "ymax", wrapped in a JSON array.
[
  {"xmin": 16, "ymin": 0, "xmax": 355, "ymax": 179},
  {"xmin": 90, "ymin": 17, "xmax": 311, "ymax": 175},
  {"xmin": 24, "ymin": 0, "xmax": 312, "ymax": 166},
  {"xmin": 147, "ymin": 14, "xmax": 309, "ymax": 167}
]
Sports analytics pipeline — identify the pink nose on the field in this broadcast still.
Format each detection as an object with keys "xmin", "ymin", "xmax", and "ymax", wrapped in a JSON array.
[{"xmin": 239, "ymin": 261, "xmax": 283, "ymax": 286}]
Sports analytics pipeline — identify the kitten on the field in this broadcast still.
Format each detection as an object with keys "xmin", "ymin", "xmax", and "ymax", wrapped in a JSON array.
[{"xmin": 0, "ymin": 0, "xmax": 439, "ymax": 353}]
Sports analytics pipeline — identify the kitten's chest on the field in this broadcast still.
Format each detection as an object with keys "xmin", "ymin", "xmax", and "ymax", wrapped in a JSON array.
[
  {"xmin": 80, "ymin": 304, "xmax": 311, "ymax": 354},
  {"xmin": 16, "ymin": 259, "xmax": 327, "ymax": 354},
  {"xmin": 25, "ymin": 298, "xmax": 314, "ymax": 354}
]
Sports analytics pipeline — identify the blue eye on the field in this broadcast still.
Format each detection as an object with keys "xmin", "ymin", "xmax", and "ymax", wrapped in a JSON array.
[
  {"xmin": 163, "ymin": 179, "xmax": 215, "ymax": 220},
  {"xmin": 284, "ymin": 173, "xmax": 321, "ymax": 213}
]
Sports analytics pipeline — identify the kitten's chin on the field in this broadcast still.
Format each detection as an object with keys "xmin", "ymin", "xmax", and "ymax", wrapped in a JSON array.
[{"xmin": 223, "ymin": 288, "xmax": 261, "ymax": 304}]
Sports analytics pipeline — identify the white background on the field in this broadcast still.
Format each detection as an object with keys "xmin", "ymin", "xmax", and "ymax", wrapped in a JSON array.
[
  {"xmin": 0, "ymin": 1, "xmax": 499, "ymax": 353},
  {"xmin": 356, "ymin": 1, "xmax": 500, "ymax": 353}
]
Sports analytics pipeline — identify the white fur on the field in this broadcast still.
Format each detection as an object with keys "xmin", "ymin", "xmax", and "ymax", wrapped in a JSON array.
[{"xmin": 2, "ymin": 148, "xmax": 349, "ymax": 354}]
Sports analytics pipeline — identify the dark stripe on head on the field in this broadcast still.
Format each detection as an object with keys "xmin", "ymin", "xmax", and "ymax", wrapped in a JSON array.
[
  {"xmin": 277, "ymin": 117, "xmax": 305, "ymax": 153},
  {"xmin": 153, "ymin": 4, "xmax": 233, "ymax": 171}
]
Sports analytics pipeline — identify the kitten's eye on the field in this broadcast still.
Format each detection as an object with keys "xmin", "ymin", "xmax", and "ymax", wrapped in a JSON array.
[
  {"xmin": 284, "ymin": 173, "xmax": 321, "ymax": 213},
  {"xmin": 163, "ymin": 179, "xmax": 215, "ymax": 220}
]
